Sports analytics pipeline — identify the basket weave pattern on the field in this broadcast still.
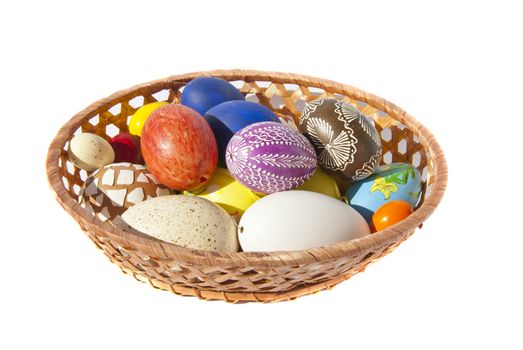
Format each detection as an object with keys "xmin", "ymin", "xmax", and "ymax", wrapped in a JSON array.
[{"xmin": 46, "ymin": 70, "xmax": 447, "ymax": 302}]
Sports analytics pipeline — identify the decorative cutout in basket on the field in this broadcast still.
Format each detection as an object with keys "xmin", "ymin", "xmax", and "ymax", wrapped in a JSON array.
[{"xmin": 46, "ymin": 70, "xmax": 447, "ymax": 302}]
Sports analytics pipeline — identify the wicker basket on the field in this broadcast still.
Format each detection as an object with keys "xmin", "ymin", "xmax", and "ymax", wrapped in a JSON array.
[{"xmin": 46, "ymin": 69, "xmax": 447, "ymax": 302}]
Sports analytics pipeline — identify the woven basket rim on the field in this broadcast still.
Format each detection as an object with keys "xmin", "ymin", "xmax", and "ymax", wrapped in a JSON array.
[{"xmin": 46, "ymin": 69, "xmax": 448, "ymax": 268}]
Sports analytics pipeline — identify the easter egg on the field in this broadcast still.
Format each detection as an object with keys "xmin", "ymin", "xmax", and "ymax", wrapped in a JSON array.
[
  {"xmin": 296, "ymin": 167, "xmax": 340, "ymax": 198},
  {"xmin": 183, "ymin": 168, "xmax": 259, "ymax": 221},
  {"xmin": 129, "ymin": 101, "xmax": 168, "ymax": 136},
  {"xmin": 141, "ymin": 104, "xmax": 218, "ymax": 191},
  {"xmin": 109, "ymin": 132, "xmax": 143, "ymax": 164},
  {"xmin": 372, "ymin": 200, "xmax": 413, "ymax": 232},
  {"xmin": 78, "ymin": 162, "xmax": 171, "ymax": 222},
  {"xmin": 68, "ymin": 133, "xmax": 115, "ymax": 171},
  {"xmin": 204, "ymin": 101, "xmax": 280, "ymax": 165},
  {"xmin": 181, "ymin": 77, "xmax": 245, "ymax": 115},
  {"xmin": 238, "ymin": 191, "xmax": 370, "ymax": 252},
  {"xmin": 226, "ymin": 122, "xmax": 317, "ymax": 194},
  {"xmin": 346, "ymin": 163, "xmax": 422, "ymax": 223},
  {"xmin": 299, "ymin": 98, "xmax": 382, "ymax": 181},
  {"xmin": 121, "ymin": 196, "xmax": 239, "ymax": 252}
]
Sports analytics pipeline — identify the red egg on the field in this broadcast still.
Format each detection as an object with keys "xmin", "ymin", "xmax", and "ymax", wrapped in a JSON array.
[
  {"xmin": 109, "ymin": 132, "xmax": 143, "ymax": 164},
  {"xmin": 141, "ymin": 104, "xmax": 218, "ymax": 191}
]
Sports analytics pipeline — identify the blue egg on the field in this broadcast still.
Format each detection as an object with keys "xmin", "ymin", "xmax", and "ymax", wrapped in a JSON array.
[
  {"xmin": 204, "ymin": 101, "xmax": 281, "ymax": 166},
  {"xmin": 181, "ymin": 77, "xmax": 245, "ymax": 115},
  {"xmin": 346, "ymin": 163, "xmax": 422, "ymax": 223}
]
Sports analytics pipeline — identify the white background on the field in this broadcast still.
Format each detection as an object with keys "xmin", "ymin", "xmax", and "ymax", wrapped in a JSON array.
[{"xmin": 1, "ymin": 1, "xmax": 522, "ymax": 349}]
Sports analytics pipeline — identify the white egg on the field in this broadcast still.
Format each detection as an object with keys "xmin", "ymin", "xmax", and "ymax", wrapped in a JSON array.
[
  {"xmin": 238, "ymin": 191, "xmax": 370, "ymax": 252},
  {"xmin": 68, "ymin": 133, "xmax": 115, "ymax": 171},
  {"xmin": 121, "ymin": 195, "xmax": 239, "ymax": 252}
]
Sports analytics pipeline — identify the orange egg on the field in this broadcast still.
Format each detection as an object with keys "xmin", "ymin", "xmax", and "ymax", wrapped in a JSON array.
[{"xmin": 372, "ymin": 200, "xmax": 413, "ymax": 232}]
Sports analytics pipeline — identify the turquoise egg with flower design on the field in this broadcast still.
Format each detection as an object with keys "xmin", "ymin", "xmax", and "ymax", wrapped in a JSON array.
[{"xmin": 345, "ymin": 163, "xmax": 422, "ymax": 224}]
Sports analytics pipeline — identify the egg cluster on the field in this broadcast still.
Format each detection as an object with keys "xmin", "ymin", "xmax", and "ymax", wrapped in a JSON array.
[{"xmin": 69, "ymin": 77, "xmax": 422, "ymax": 252}]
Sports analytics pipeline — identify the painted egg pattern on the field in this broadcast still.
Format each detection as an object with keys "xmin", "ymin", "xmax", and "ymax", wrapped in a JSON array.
[
  {"xmin": 299, "ymin": 98, "xmax": 382, "ymax": 181},
  {"xmin": 346, "ymin": 162, "xmax": 422, "ymax": 223},
  {"xmin": 226, "ymin": 122, "xmax": 317, "ymax": 194},
  {"xmin": 78, "ymin": 162, "xmax": 171, "ymax": 221}
]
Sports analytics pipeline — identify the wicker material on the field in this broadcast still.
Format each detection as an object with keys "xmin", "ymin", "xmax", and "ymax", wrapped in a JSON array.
[{"xmin": 46, "ymin": 70, "xmax": 447, "ymax": 302}]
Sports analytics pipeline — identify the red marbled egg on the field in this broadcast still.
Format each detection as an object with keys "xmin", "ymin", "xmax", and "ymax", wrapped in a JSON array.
[{"xmin": 141, "ymin": 104, "xmax": 218, "ymax": 191}]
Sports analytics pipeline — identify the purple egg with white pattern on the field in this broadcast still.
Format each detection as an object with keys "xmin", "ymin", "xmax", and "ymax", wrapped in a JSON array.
[{"xmin": 225, "ymin": 122, "xmax": 317, "ymax": 194}]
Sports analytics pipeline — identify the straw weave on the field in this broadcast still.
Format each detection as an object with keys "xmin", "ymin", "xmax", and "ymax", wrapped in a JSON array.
[{"xmin": 46, "ymin": 70, "xmax": 447, "ymax": 302}]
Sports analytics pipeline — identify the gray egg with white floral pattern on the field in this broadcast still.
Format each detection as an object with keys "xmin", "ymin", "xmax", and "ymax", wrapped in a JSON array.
[{"xmin": 299, "ymin": 98, "xmax": 382, "ymax": 182}]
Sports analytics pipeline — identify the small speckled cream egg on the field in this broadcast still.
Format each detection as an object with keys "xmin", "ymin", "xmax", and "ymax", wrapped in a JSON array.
[
  {"xmin": 121, "ymin": 195, "xmax": 239, "ymax": 252},
  {"xmin": 68, "ymin": 133, "xmax": 115, "ymax": 171},
  {"xmin": 78, "ymin": 162, "xmax": 171, "ymax": 222}
]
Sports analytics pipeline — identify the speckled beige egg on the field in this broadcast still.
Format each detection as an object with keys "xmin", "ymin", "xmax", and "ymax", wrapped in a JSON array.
[
  {"xmin": 68, "ymin": 133, "xmax": 115, "ymax": 171},
  {"xmin": 78, "ymin": 162, "xmax": 171, "ymax": 222},
  {"xmin": 121, "ymin": 195, "xmax": 239, "ymax": 252}
]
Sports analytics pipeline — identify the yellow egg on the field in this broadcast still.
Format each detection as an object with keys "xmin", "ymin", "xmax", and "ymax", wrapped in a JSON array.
[
  {"xmin": 184, "ymin": 168, "xmax": 260, "ymax": 221},
  {"xmin": 296, "ymin": 167, "xmax": 340, "ymax": 198},
  {"xmin": 129, "ymin": 102, "xmax": 168, "ymax": 136}
]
